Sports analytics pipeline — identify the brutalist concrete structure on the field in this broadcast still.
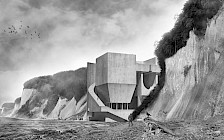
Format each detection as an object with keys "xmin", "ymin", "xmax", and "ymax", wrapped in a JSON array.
[{"xmin": 87, "ymin": 52, "xmax": 160, "ymax": 122}]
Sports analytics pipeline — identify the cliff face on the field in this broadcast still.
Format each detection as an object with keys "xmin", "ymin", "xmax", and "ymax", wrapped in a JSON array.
[
  {"xmin": 2, "ymin": 103, "xmax": 15, "ymax": 109},
  {"xmin": 150, "ymin": 7, "xmax": 224, "ymax": 121},
  {"xmin": 9, "ymin": 97, "xmax": 21, "ymax": 117},
  {"xmin": 9, "ymin": 68, "xmax": 87, "ymax": 119},
  {"xmin": 1, "ymin": 102, "xmax": 15, "ymax": 116},
  {"xmin": 14, "ymin": 89, "xmax": 48, "ymax": 118},
  {"xmin": 48, "ymin": 95, "xmax": 87, "ymax": 120}
]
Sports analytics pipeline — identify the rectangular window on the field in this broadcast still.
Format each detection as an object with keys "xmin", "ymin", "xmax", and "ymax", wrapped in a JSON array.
[
  {"xmin": 123, "ymin": 103, "xmax": 127, "ymax": 109},
  {"xmin": 118, "ymin": 103, "xmax": 122, "ymax": 109},
  {"xmin": 112, "ymin": 103, "xmax": 116, "ymax": 109}
]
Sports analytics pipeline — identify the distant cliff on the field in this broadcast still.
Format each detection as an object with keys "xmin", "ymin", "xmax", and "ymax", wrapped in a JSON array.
[
  {"xmin": 149, "ymin": 4, "xmax": 224, "ymax": 121},
  {"xmin": 7, "ymin": 67, "xmax": 87, "ymax": 119},
  {"xmin": 0, "ymin": 102, "xmax": 15, "ymax": 116},
  {"xmin": 2, "ymin": 103, "xmax": 15, "ymax": 109}
]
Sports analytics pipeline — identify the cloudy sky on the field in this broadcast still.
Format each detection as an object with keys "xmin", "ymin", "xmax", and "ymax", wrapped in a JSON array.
[{"xmin": 0, "ymin": 0, "xmax": 187, "ymax": 105}]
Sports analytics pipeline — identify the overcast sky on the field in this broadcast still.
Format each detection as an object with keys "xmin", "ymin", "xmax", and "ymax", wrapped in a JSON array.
[{"xmin": 0, "ymin": 0, "xmax": 187, "ymax": 105}]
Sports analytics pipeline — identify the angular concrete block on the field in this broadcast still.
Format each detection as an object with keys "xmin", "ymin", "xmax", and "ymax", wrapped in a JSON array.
[
  {"xmin": 108, "ymin": 83, "xmax": 136, "ymax": 103},
  {"xmin": 96, "ymin": 53, "xmax": 136, "ymax": 86}
]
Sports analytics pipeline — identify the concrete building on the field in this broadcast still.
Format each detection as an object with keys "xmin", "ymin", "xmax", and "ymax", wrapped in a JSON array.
[{"xmin": 87, "ymin": 52, "xmax": 160, "ymax": 122}]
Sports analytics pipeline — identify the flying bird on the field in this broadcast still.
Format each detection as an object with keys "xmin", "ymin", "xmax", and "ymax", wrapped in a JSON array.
[{"xmin": 1, "ymin": 22, "xmax": 41, "ymax": 40}]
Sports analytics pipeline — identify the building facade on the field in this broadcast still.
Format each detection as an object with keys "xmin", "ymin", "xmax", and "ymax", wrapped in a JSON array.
[{"xmin": 87, "ymin": 52, "xmax": 160, "ymax": 122}]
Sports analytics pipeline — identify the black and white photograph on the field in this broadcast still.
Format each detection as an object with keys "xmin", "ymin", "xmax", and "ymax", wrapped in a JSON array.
[{"xmin": 1, "ymin": 0, "xmax": 224, "ymax": 139}]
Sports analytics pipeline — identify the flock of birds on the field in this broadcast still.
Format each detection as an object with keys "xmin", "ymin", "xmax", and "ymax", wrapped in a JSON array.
[{"xmin": 1, "ymin": 21, "xmax": 41, "ymax": 40}]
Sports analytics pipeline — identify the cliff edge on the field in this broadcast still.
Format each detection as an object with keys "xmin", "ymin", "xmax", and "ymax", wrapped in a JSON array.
[{"xmin": 149, "ymin": 3, "xmax": 224, "ymax": 121}]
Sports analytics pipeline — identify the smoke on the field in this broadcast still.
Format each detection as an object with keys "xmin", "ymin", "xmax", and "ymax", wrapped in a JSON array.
[{"xmin": 0, "ymin": 0, "xmax": 187, "ymax": 105}]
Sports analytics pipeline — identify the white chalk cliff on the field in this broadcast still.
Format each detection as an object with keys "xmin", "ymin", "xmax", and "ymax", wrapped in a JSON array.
[
  {"xmin": 20, "ymin": 89, "xmax": 35, "ymax": 108},
  {"xmin": 59, "ymin": 97, "xmax": 77, "ymax": 119},
  {"xmin": 49, "ymin": 94, "xmax": 87, "ymax": 119},
  {"xmin": 11, "ymin": 88, "xmax": 87, "ymax": 119},
  {"xmin": 9, "ymin": 102, "xmax": 20, "ymax": 117},
  {"xmin": 48, "ymin": 97, "xmax": 68, "ymax": 119},
  {"xmin": 150, "ymin": 8, "xmax": 224, "ymax": 121},
  {"xmin": 31, "ymin": 99, "xmax": 48, "ymax": 118},
  {"xmin": 75, "ymin": 94, "xmax": 87, "ymax": 114}
]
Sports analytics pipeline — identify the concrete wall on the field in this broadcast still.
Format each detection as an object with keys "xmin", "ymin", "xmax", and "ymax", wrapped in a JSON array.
[
  {"xmin": 107, "ymin": 53, "xmax": 136, "ymax": 84},
  {"xmin": 136, "ymin": 63, "xmax": 150, "ymax": 72},
  {"xmin": 87, "ymin": 63, "xmax": 96, "ymax": 88},
  {"xmin": 136, "ymin": 60, "xmax": 160, "ymax": 73},
  {"xmin": 87, "ymin": 63, "xmax": 97, "ymax": 112},
  {"xmin": 89, "ymin": 112, "xmax": 106, "ymax": 121},
  {"xmin": 108, "ymin": 83, "xmax": 136, "ymax": 103},
  {"xmin": 95, "ymin": 53, "xmax": 136, "ymax": 103},
  {"xmin": 95, "ymin": 53, "xmax": 108, "ymax": 86},
  {"xmin": 88, "ymin": 93, "xmax": 101, "ymax": 112},
  {"xmin": 96, "ymin": 53, "xmax": 136, "ymax": 85},
  {"xmin": 144, "ymin": 57, "xmax": 157, "ymax": 65}
]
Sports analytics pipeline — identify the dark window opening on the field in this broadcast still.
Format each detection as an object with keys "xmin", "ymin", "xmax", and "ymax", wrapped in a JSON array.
[
  {"xmin": 112, "ymin": 103, "xmax": 116, "ymax": 109},
  {"xmin": 118, "ymin": 103, "xmax": 122, "ymax": 109},
  {"xmin": 128, "ymin": 103, "xmax": 131, "ymax": 109},
  {"xmin": 123, "ymin": 103, "xmax": 127, "ymax": 109}
]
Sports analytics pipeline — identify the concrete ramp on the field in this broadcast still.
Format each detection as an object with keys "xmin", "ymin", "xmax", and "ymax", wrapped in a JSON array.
[
  {"xmin": 89, "ymin": 112, "xmax": 127, "ymax": 122},
  {"xmin": 88, "ymin": 83, "xmax": 105, "ymax": 106},
  {"xmin": 88, "ymin": 83, "xmax": 133, "ymax": 122},
  {"xmin": 101, "ymin": 106, "xmax": 133, "ymax": 121}
]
